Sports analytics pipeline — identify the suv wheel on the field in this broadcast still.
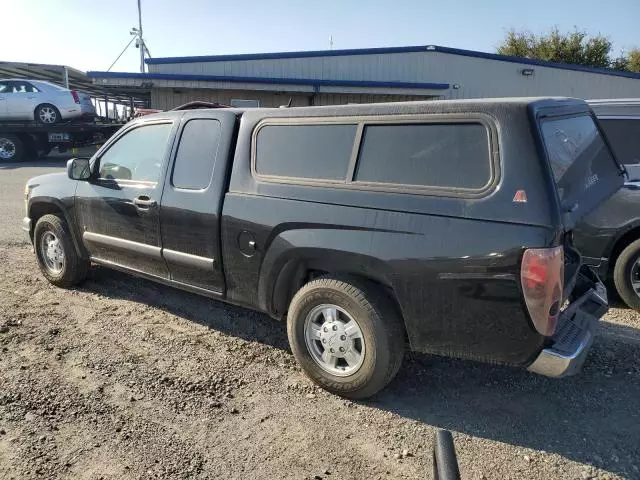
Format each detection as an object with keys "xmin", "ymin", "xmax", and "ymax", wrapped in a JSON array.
[
  {"xmin": 287, "ymin": 276, "xmax": 405, "ymax": 399},
  {"xmin": 34, "ymin": 214, "xmax": 89, "ymax": 287},
  {"xmin": 613, "ymin": 238, "xmax": 640, "ymax": 310}
]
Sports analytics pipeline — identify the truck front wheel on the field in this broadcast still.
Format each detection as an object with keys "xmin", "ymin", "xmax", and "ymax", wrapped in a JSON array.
[
  {"xmin": 0, "ymin": 134, "xmax": 24, "ymax": 163},
  {"xmin": 34, "ymin": 214, "xmax": 89, "ymax": 288},
  {"xmin": 287, "ymin": 275, "xmax": 405, "ymax": 399}
]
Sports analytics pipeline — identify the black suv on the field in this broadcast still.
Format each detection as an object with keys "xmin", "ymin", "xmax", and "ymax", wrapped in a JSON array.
[
  {"xmin": 575, "ymin": 99, "xmax": 640, "ymax": 309},
  {"xmin": 22, "ymin": 98, "xmax": 623, "ymax": 398}
]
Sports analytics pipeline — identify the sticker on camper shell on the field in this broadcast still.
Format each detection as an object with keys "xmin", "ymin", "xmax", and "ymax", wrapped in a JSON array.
[{"xmin": 513, "ymin": 190, "xmax": 527, "ymax": 203}]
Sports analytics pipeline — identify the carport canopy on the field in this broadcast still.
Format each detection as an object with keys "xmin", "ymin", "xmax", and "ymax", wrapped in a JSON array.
[{"xmin": 0, "ymin": 60, "xmax": 149, "ymax": 107}]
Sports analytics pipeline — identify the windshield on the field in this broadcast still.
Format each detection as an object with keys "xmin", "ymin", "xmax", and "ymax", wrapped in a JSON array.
[{"xmin": 541, "ymin": 114, "xmax": 622, "ymax": 212}]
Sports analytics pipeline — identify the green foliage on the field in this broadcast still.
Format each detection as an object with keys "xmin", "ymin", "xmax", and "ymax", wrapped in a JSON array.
[
  {"xmin": 497, "ymin": 28, "xmax": 639, "ymax": 73},
  {"xmin": 628, "ymin": 49, "xmax": 640, "ymax": 73}
]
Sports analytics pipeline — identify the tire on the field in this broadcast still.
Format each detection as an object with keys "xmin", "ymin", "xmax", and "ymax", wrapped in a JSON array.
[
  {"xmin": 0, "ymin": 134, "xmax": 24, "ymax": 163},
  {"xmin": 38, "ymin": 146, "xmax": 53, "ymax": 158},
  {"xmin": 34, "ymin": 214, "xmax": 89, "ymax": 288},
  {"xmin": 35, "ymin": 104, "xmax": 61, "ymax": 125},
  {"xmin": 613, "ymin": 238, "xmax": 640, "ymax": 310},
  {"xmin": 287, "ymin": 275, "xmax": 405, "ymax": 399}
]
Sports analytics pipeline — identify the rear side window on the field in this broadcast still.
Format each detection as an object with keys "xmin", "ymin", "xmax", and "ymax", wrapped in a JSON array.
[
  {"xmin": 172, "ymin": 119, "xmax": 221, "ymax": 190},
  {"xmin": 598, "ymin": 118, "xmax": 640, "ymax": 165},
  {"xmin": 354, "ymin": 123, "xmax": 491, "ymax": 189},
  {"xmin": 255, "ymin": 124, "xmax": 357, "ymax": 180}
]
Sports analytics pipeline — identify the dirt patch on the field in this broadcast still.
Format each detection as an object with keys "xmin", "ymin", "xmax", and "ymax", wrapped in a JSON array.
[{"xmin": 1, "ymin": 245, "xmax": 639, "ymax": 479}]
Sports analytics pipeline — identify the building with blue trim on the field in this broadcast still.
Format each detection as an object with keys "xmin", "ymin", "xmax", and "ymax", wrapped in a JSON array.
[{"xmin": 88, "ymin": 45, "xmax": 640, "ymax": 110}]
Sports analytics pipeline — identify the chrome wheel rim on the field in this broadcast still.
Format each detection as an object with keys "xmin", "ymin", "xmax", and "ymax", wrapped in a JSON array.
[
  {"xmin": 0, "ymin": 138, "xmax": 16, "ymax": 159},
  {"xmin": 40, "ymin": 231, "xmax": 65, "ymax": 274},
  {"xmin": 39, "ymin": 107, "xmax": 57, "ymax": 124},
  {"xmin": 304, "ymin": 304, "xmax": 365, "ymax": 377}
]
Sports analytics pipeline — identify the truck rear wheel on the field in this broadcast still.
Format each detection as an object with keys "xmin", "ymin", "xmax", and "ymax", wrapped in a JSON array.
[
  {"xmin": 34, "ymin": 214, "xmax": 89, "ymax": 288},
  {"xmin": 613, "ymin": 238, "xmax": 640, "ymax": 310},
  {"xmin": 287, "ymin": 275, "xmax": 405, "ymax": 399},
  {"xmin": 0, "ymin": 134, "xmax": 24, "ymax": 163}
]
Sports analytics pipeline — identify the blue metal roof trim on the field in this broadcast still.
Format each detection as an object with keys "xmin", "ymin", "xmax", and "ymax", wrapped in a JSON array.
[
  {"xmin": 435, "ymin": 45, "xmax": 640, "ymax": 80},
  {"xmin": 144, "ymin": 44, "xmax": 640, "ymax": 80},
  {"xmin": 145, "ymin": 45, "xmax": 430, "ymax": 64},
  {"xmin": 86, "ymin": 71, "xmax": 450, "ymax": 90}
]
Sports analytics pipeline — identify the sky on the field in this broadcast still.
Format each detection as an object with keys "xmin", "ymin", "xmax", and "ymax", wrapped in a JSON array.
[{"xmin": 2, "ymin": 0, "xmax": 639, "ymax": 73}]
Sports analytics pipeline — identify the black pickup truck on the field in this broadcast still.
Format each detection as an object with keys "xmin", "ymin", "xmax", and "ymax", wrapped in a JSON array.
[{"xmin": 22, "ymin": 98, "xmax": 623, "ymax": 398}]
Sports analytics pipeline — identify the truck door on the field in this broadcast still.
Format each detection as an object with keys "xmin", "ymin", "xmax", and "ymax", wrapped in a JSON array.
[
  {"xmin": 159, "ymin": 110, "xmax": 237, "ymax": 294},
  {"xmin": 75, "ymin": 119, "xmax": 176, "ymax": 278}
]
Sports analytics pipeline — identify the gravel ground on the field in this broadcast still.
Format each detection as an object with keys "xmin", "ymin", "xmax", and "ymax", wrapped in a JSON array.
[{"xmin": 1, "ymin": 161, "xmax": 640, "ymax": 479}]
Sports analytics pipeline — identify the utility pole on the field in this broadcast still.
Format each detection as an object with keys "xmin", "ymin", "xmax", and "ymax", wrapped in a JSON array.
[{"xmin": 138, "ymin": 0, "xmax": 144, "ymax": 73}]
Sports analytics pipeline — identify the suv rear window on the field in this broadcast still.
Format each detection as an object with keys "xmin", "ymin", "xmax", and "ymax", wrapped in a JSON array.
[
  {"xmin": 354, "ymin": 123, "xmax": 491, "ymax": 189},
  {"xmin": 541, "ymin": 114, "xmax": 620, "ymax": 208},
  {"xmin": 598, "ymin": 118, "xmax": 640, "ymax": 165},
  {"xmin": 255, "ymin": 124, "xmax": 357, "ymax": 180}
]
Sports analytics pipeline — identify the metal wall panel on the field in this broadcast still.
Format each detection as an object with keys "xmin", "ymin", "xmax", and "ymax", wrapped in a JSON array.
[{"xmin": 148, "ymin": 51, "xmax": 640, "ymax": 99}]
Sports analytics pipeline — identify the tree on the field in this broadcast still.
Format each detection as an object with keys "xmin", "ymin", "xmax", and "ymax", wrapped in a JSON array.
[
  {"xmin": 628, "ymin": 49, "xmax": 640, "ymax": 73},
  {"xmin": 497, "ymin": 28, "xmax": 612, "ymax": 68}
]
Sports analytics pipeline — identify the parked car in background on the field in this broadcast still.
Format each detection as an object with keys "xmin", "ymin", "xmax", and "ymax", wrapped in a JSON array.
[
  {"xmin": 0, "ymin": 79, "xmax": 95, "ymax": 124},
  {"xmin": 574, "ymin": 99, "xmax": 640, "ymax": 309},
  {"xmin": 23, "ymin": 98, "xmax": 621, "ymax": 398}
]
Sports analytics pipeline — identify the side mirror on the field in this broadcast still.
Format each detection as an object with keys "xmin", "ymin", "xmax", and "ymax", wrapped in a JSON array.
[{"xmin": 67, "ymin": 158, "xmax": 91, "ymax": 181}]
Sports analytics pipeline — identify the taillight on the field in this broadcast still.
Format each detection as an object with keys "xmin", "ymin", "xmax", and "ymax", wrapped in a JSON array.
[
  {"xmin": 71, "ymin": 90, "xmax": 80, "ymax": 104},
  {"xmin": 521, "ymin": 246, "xmax": 564, "ymax": 336}
]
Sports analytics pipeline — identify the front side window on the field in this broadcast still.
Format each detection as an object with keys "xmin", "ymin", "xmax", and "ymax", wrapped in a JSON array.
[
  {"xmin": 0, "ymin": 82, "xmax": 9, "ymax": 93},
  {"xmin": 255, "ymin": 124, "xmax": 357, "ymax": 180},
  {"xmin": 354, "ymin": 123, "xmax": 491, "ymax": 189},
  {"xmin": 98, "ymin": 123, "xmax": 172, "ymax": 183}
]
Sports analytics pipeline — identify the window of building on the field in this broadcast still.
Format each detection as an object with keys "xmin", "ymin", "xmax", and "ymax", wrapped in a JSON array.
[
  {"xmin": 231, "ymin": 99, "xmax": 261, "ymax": 108},
  {"xmin": 255, "ymin": 124, "xmax": 357, "ymax": 180},
  {"xmin": 172, "ymin": 119, "xmax": 221, "ymax": 190},
  {"xmin": 354, "ymin": 123, "xmax": 491, "ymax": 189}
]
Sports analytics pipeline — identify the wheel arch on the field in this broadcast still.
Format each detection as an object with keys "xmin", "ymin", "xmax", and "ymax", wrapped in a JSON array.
[
  {"xmin": 606, "ymin": 222, "xmax": 640, "ymax": 276},
  {"xmin": 34, "ymin": 103, "xmax": 61, "ymax": 123},
  {"xmin": 29, "ymin": 198, "xmax": 87, "ymax": 259},
  {"xmin": 260, "ymin": 246, "xmax": 405, "ymax": 329}
]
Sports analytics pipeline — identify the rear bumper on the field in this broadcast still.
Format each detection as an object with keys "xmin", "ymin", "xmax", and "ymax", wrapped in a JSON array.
[{"xmin": 527, "ymin": 275, "xmax": 608, "ymax": 378}]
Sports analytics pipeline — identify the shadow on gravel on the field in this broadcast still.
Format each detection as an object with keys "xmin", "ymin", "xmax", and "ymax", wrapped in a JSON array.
[
  {"xmin": 368, "ymin": 335, "xmax": 640, "ymax": 478},
  {"xmin": 82, "ymin": 266, "xmax": 290, "ymax": 352},
  {"xmin": 78, "ymin": 267, "xmax": 640, "ymax": 477}
]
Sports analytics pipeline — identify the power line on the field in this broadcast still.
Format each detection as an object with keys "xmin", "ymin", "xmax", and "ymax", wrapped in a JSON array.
[{"xmin": 107, "ymin": 36, "xmax": 137, "ymax": 72}]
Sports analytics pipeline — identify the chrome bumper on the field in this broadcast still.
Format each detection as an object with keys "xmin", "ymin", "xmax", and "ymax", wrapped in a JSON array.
[{"xmin": 528, "ymin": 281, "xmax": 608, "ymax": 378}]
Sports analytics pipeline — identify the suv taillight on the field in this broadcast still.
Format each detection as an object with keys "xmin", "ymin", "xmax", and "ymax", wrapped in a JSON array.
[
  {"xmin": 521, "ymin": 246, "xmax": 564, "ymax": 336},
  {"xmin": 71, "ymin": 90, "xmax": 80, "ymax": 104}
]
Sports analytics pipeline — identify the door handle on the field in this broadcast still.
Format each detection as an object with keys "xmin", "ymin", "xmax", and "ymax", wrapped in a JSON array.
[{"xmin": 133, "ymin": 196, "xmax": 157, "ymax": 209}]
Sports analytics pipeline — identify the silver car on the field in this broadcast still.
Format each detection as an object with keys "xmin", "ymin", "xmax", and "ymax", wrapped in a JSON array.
[{"xmin": 0, "ymin": 79, "xmax": 95, "ymax": 124}]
